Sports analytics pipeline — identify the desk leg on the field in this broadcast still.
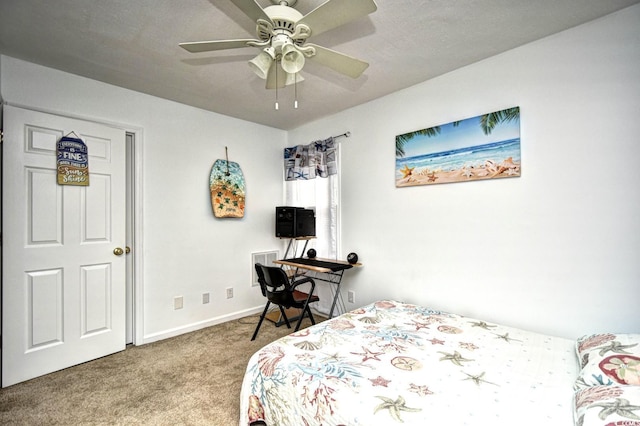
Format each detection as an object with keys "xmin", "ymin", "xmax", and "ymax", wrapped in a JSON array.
[{"xmin": 328, "ymin": 270, "xmax": 345, "ymax": 318}]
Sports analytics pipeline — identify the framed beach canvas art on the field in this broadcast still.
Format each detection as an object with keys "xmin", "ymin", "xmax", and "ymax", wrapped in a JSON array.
[{"xmin": 395, "ymin": 107, "xmax": 521, "ymax": 187}]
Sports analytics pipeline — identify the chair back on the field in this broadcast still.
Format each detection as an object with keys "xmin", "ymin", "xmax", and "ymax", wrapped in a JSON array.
[{"xmin": 255, "ymin": 264, "xmax": 297, "ymax": 308}]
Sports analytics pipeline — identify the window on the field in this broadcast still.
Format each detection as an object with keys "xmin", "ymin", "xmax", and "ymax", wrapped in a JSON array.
[{"xmin": 283, "ymin": 144, "xmax": 341, "ymax": 315}]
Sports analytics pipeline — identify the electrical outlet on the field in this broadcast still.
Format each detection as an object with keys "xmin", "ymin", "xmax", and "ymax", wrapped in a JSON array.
[
  {"xmin": 202, "ymin": 293, "xmax": 210, "ymax": 304},
  {"xmin": 174, "ymin": 296, "xmax": 183, "ymax": 310},
  {"xmin": 348, "ymin": 290, "xmax": 355, "ymax": 304},
  {"xmin": 226, "ymin": 287, "xmax": 233, "ymax": 299}
]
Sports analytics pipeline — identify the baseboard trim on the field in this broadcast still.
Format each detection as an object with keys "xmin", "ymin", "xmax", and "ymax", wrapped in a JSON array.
[{"xmin": 140, "ymin": 306, "xmax": 264, "ymax": 345}]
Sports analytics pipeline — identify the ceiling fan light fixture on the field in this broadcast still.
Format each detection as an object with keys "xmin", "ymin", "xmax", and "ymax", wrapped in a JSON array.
[
  {"xmin": 284, "ymin": 71, "xmax": 302, "ymax": 86},
  {"xmin": 281, "ymin": 43, "xmax": 305, "ymax": 74},
  {"xmin": 248, "ymin": 46, "xmax": 276, "ymax": 79}
]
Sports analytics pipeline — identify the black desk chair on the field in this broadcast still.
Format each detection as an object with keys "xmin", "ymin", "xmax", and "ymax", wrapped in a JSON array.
[{"xmin": 251, "ymin": 263, "xmax": 319, "ymax": 341}]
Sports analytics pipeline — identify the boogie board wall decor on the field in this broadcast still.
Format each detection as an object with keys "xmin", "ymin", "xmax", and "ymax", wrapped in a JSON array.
[{"xmin": 210, "ymin": 158, "xmax": 246, "ymax": 218}]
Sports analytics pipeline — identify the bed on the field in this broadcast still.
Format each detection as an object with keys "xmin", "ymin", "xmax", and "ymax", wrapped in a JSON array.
[{"xmin": 240, "ymin": 300, "xmax": 640, "ymax": 426}]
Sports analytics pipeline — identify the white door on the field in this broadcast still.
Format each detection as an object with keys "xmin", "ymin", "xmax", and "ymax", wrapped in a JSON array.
[{"xmin": 2, "ymin": 105, "xmax": 127, "ymax": 387}]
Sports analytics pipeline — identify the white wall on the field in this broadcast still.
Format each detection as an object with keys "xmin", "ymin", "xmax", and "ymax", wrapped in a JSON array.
[
  {"xmin": 288, "ymin": 5, "xmax": 640, "ymax": 339},
  {"xmin": 0, "ymin": 56, "xmax": 286, "ymax": 342},
  {"xmin": 2, "ymin": 5, "xmax": 638, "ymax": 345}
]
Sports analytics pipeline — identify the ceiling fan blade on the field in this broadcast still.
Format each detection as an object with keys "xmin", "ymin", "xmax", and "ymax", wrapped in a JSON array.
[
  {"xmin": 305, "ymin": 43, "xmax": 369, "ymax": 78},
  {"xmin": 179, "ymin": 39, "xmax": 258, "ymax": 53},
  {"xmin": 297, "ymin": 0, "xmax": 377, "ymax": 37},
  {"xmin": 230, "ymin": 0, "xmax": 273, "ymax": 25},
  {"xmin": 265, "ymin": 64, "xmax": 304, "ymax": 89}
]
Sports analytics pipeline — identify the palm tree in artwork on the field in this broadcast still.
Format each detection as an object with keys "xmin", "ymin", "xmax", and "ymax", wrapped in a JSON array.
[
  {"xmin": 395, "ymin": 127, "xmax": 441, "ymax": 157},
  {"xmin": 480, "ymin": 107, "xmax": 520, "ymax": 135},
  {"xmin": 395, "ymin": 107, "xmax": 520, "ymax": 158}
]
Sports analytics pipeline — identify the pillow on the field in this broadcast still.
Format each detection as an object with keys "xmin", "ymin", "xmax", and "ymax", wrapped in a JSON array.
[
  {"xmin": 574, "ymin": 385, "xmax": 640, "ymax": 426},
  {"xmin": 575, "ymin": 333, "xmax": 640, "ymax": 389}
]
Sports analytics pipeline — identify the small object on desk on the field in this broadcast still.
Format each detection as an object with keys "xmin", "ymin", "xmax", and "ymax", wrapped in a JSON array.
[
  {"xmin": 307, "ymin": 248, "xmax": 316, "ymax": 258},
  {"xmin": 347, "ymin": 252, "xmax": 358, "ymax": 264}
]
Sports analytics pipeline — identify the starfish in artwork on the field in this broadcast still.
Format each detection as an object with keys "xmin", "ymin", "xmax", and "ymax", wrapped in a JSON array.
[
  {"xmin": 462, "ymin": 371, "xmax": 498, "ymax": 387},
  {"xmin": 374, "ymin": 395, "xmax": 422, "ymax": 422},
  {"xmin": 493, "ymin": 332, "xmax": 522, "ymax": 343},
  {"xmin": 351, "ymin": 346, "xmax": 384, "ymax": 362},
  {"xmin": 590, "ymin": 397, "xmax": 640, "ymax": 420},
  {"xmin": 320, "ymin": 353, "xmax": 343, "ymax": 363},
  {"xmin": 400, "ymin": 165, "xmax": 415, "ymax": 178},
  {"xmin": 408, "ymin": 383, "xmax": 434, "ymax": 396},
  {"xmin": 438, "ymin": 350, "xmax": 474, "ymax": 366},
  {"xmin": 462, "ymin": 167, "xmax": 473, "ymax": 178},
  {"xmin": 597, "ymin": 341, "xmax": 639, "ymax": 356},
  {"xmin": 469, "ymin": 320, "xmax": 496, "ymax": 330},
  {"xmin": 409, "ymin": 320, "xmax": 431, "ymax": 331},
  {"xmin": 459, "ymin": 342, "xmax": 479, "ymax": 351},
  {"xmin": 428, "ymin": 338, "xmax": 445, "ymax": 345},
  {"xmin": 295, "ymin": 353, "xmax": 314, "ymax": 362},
  {"xmin": 369, "ymin": 376, "xmax": 391, "ymax": 387}
]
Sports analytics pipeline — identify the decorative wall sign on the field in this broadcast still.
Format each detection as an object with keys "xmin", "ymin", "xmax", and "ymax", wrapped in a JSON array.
[
  {"xmin": 57, "ymin": 134, "xmax": 90, "ymax": 186},
  {"xmin": 210, "ymin": 149, "xmax": 245, "ymax": 218},
  {"xmin": 395, "ymin": 107, "xmax": 521, "ymax": 187}
]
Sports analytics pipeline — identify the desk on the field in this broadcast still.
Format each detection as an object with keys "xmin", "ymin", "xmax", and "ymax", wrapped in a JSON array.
[{"xmin": 274, "ymin": 257, "xmax": 361, "ymax": 319}]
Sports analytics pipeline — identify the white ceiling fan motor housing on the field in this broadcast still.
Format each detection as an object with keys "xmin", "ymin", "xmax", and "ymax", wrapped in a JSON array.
[{"xmin": 260, "ymin": 5, "xmax": 303, "ymax": 39}]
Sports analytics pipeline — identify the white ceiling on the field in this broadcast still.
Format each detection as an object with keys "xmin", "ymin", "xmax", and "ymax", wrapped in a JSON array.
[{"xmin": 1, "ymin": 0, "xmax": 638, "ymax": 130}]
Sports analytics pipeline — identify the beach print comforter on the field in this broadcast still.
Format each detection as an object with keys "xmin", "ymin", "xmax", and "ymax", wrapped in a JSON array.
[{"xmin": 240, "ymin": 300, "xmax": 578, "ymax": 426}]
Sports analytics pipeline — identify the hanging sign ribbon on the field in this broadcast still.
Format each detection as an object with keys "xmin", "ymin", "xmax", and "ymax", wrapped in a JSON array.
[{"xmin": 56, "ymin": 135, "xmax": 90, "ymax": 186}]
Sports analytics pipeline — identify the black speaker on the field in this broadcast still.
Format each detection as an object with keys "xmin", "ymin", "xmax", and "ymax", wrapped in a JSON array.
[
  {"xmin": 275, "ymin": 206, "xmax": 297, "ymax": 238},
  {"xmin": 275, "ymin": 206, "xmax": 316, "ymax": 238},
  {"xmin": 295, "ymin": 208, "xmax": 316, "ymax": 237}
]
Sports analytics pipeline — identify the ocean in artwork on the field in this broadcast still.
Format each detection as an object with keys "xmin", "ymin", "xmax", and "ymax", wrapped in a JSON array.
[
  {"xmin": 395, "ymin": 107, "xmax": 521, "ymax": 186},
  {"xmin": 395, "ymin": 138, "xmax": 521, "ymax": 180}
]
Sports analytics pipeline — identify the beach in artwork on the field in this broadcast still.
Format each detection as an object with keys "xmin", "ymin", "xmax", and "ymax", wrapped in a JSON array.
[{"xmin": 395, "ymin": 107, "xmax": 521, "ymax": 187}]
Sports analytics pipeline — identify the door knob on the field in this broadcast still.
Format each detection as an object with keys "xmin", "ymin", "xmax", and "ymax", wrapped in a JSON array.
[
  {"xmin": 125, "ymin": 246, "xmax": 131, "ymax": 254},
  {"xmin": 113, "ymin": 247, "xmax": 124, "ymax": 256}
]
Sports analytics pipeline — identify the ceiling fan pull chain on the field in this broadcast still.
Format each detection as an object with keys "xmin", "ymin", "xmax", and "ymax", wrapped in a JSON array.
[
  {"xmin": 275, "ymin": 61, "xmax": 280, "ymax": 110},
  {"xmin": 294, "ymin": 73, "xmax": 298, "ymax": 109}
]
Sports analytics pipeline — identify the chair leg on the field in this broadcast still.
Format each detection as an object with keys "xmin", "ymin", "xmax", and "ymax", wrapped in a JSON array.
[
  {"xmin": 307, "ymin": 306, "xmax": 316, "ymax": 325},
  {"xmin": 251, "ymin": 302, "xmax": 270, "ymax": 341},
  {"xmin": 295, "ymin": 304, "xmax": 313, "ymax": 331},
  {"xmin": 294, "ymin": 311, "xmax": 305, "ymax": 332},
  {"xmin": 279, "ymin": 305, "xmax": 291, "ymax": 329}
]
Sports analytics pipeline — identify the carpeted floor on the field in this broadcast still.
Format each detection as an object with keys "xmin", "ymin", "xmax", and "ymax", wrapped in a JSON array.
[{"xmin": 0, "ymin": 312, "xmax": 320, "ymax": 425}]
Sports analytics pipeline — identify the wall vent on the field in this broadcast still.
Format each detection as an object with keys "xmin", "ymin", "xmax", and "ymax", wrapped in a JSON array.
[{"xmin": 251, "ymin": 251, "xmax": 279, "ymax": 287}]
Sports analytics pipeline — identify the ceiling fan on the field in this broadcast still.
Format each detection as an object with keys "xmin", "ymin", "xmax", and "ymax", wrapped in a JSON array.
[{"xmin": 179, "ymin": 0, "xmax": 378, "ymax": 90}]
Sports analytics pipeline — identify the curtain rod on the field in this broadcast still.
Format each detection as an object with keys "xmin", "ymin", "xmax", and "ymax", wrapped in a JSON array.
[{"xmin": 333, "ymin": 131, "xmax": 351, "ymax": 140}]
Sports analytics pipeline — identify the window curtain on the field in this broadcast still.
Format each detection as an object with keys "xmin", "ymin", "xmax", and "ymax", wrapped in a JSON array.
[
  {"xmin": 283, "ymin": 137, "xmax": 340, "ymax": 316},
  {"xmin": 284, "ymin": 137, "xmax": 337, "ymax": 181}
]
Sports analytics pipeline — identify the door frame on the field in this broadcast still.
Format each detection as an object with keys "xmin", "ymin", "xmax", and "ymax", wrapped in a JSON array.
[{"xmin": 0, "ymin": 101, "xmax": 145, "ymax": 347}]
